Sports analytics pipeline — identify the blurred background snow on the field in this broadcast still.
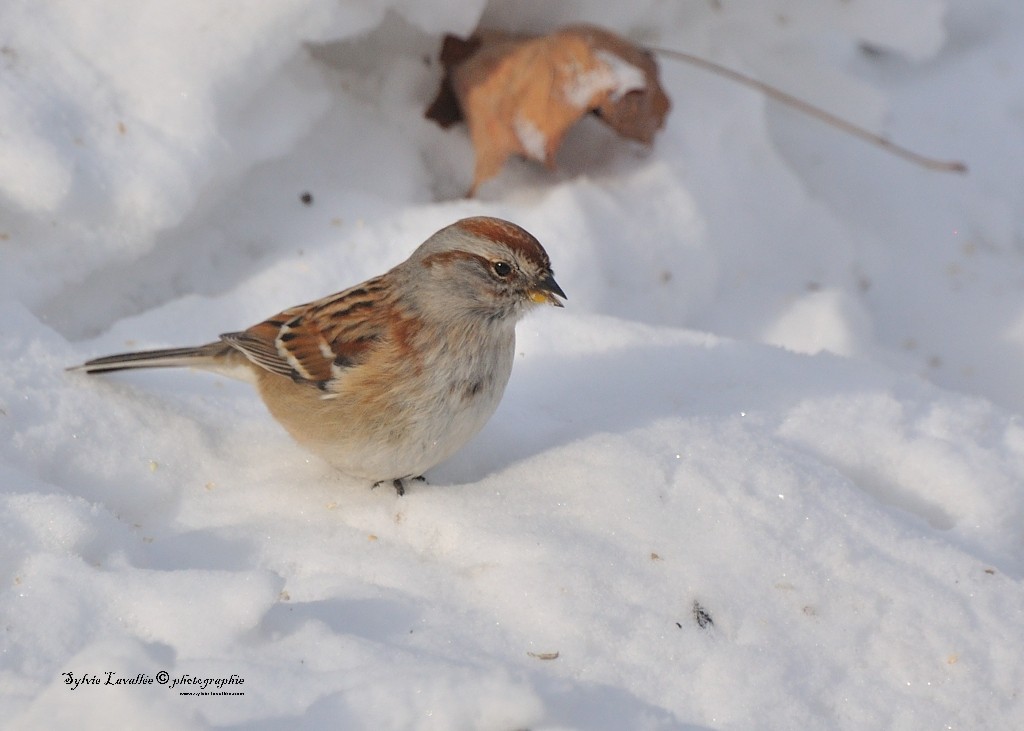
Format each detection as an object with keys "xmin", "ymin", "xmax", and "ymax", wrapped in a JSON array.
[{"xmin": 2, "ymin": 0, "xmax": 1023, "ymax": 729}]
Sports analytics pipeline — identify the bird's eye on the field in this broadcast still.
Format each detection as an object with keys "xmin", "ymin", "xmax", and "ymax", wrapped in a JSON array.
[{"xmin": 492, "ymin": 261, "xmax": 513, "ymax": 277}]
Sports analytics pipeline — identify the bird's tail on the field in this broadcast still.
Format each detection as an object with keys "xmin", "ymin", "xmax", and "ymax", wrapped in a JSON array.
[{"xmin": 68, "ymin": 341, "xmax": 234, "ymax": 374}]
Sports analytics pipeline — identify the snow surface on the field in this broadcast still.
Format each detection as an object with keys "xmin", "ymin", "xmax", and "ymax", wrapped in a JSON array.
[{"xmin": 2, "ymin": 0, "xmax": 1023, "ymax": 729}]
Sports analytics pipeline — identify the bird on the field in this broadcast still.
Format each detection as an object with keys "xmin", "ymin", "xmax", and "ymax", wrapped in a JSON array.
[{"xmin": 69, "ymin": 216, "xmax": 565, "ymax": 494}]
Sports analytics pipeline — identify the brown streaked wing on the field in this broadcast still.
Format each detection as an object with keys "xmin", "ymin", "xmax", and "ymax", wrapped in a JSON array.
[
  {"xmin": 223, "ymin": 280, "xmax": 388, "ymax": 386},
  {"xmin": 220, "ymin": 328, "xmax": 295, "ymax": 378}
]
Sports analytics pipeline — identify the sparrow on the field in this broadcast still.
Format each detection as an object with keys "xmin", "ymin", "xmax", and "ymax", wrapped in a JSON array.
[{"xmin": 70, "ymin": 216, "xmax": 565, "ymax": 494}]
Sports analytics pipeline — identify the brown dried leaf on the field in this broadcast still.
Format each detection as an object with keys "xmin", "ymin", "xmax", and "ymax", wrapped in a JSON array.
[
  {"xmin": 426, "ymin": 25, "xmax": 671, "ymax": 195},
  {"xmin": 567, "ymin": 25, "xmax": 671, "ymax": 145}
]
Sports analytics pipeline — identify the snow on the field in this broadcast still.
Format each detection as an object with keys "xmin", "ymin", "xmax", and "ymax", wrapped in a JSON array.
[
  {"xmin": 2, "ymin": 0, "xmax": 1023, "ymax": 729},
  {"xmin": 514, "ymin": 114, "xmax": 548, "ymax": 163},
  {"xmin": 594, "ymin": 51, "xmax": 647, "ymax": 101},
  {"xmin": 561, "ymin": 50, "xmax": 646, "ymax": 110}
]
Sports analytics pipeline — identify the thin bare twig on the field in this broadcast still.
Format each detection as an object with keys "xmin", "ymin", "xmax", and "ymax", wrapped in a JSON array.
[{"xmin": 648, "ymin": 46, "xmax": 967, "ymax": 174}]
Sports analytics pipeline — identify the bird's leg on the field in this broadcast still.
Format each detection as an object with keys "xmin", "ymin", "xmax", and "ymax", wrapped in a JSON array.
[
  {"xmin": 371, "ymin": 476, "xmax": 426, "ymax": 496},
  {"xmin": 372, "ymin": 479, "xmax": 406, "ymax": 496}
]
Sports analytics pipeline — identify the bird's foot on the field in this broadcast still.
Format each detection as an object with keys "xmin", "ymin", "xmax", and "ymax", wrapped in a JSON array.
[
  {"xmin": 371, "ymin": 479, "xmax": 404, "ymax": 496},
  {"xmin": 371, "ymin": 478, "xmax": 407, "ymax": 496},
  {"xmin": 372, "ymin": 475, "xmax": 426, "ymax": 496}
]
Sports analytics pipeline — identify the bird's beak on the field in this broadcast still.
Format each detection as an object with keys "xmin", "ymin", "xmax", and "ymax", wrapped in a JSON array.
[{"xmin": 528, "ymin": 273, "xmax": 567, "ymax": 307}]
